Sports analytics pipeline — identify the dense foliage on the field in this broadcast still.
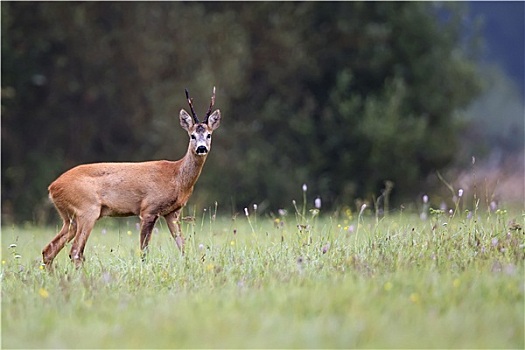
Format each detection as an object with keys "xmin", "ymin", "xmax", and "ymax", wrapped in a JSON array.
[{"xmin": 1, "ymin": 2, "xmax": 481, "ymax": 222}]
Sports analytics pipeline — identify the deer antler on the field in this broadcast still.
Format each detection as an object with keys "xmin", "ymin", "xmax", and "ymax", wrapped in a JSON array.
[
  {"xmin": 185, "ymin": 88, "xmax": 199, "ymax": 123},
  {"xmin": 204, "ymin": 86, "xmax": 216, "ymax": 123}
]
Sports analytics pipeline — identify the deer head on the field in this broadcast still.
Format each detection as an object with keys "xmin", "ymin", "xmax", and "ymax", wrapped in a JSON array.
[{"xmin": 180, "ymin": 87, "xmax": 221, "ymax": 156}]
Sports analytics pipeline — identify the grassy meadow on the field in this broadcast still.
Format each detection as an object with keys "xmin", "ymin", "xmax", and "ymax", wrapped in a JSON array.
[{"xmin": 1, "ymin": 203, "xmax": 524, "ymax": 348}]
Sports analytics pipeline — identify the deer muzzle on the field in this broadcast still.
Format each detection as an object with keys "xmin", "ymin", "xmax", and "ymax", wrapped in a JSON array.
[{"xmin": 196, "ymin": 146, "xmax": 208, "ymax": 155}]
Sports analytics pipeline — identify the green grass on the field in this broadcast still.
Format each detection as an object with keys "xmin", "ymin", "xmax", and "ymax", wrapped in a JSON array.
[{"xmin": 1, "ymin": 207, "xmax": 523, "ymax": 348}]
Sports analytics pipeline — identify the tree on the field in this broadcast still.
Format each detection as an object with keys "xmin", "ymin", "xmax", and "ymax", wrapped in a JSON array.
[{"xmin": 1, "ymin": 2, "xmax": 481, "ymax": 222}]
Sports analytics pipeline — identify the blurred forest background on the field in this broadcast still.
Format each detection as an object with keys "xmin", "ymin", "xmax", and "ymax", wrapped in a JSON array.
[{"xmin": 2, "ymin": 2, "xmax": 524, "ymax": 224}]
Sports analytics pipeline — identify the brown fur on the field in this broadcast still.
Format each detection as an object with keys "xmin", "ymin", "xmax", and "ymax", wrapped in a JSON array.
[{"xmin": 43, "ymin": 106, "xmax": 221, "ymax": 268}]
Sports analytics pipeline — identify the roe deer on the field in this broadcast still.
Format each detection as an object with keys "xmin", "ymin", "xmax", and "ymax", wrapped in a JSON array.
[{"xmin": 43, "ymin": 87, "xmax": 221, "ymax": 267}]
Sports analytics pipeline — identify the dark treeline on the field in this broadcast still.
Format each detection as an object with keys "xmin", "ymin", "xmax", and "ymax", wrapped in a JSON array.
[{"xmin": 2, "ymin": 2, "xmax": 482, "ymax": 223}]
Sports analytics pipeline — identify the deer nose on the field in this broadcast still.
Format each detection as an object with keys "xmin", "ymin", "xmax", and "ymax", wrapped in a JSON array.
[{"xmin": 196, "ymin": 146, "xmax": 208, "ymax": 155}]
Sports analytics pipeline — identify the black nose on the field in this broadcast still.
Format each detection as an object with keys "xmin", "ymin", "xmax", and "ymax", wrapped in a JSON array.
[{"xmin": 196, "ymin": 146, "xmax": 208, "ymax": 154}]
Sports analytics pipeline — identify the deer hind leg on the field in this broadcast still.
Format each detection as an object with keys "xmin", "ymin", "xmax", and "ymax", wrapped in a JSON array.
[
  {"xmin": 139, "ymin": 213, "xmax": 159, "ymax": 260},
  {"xmin": 43, "ymin": 214, "xmax": 77, "ymax": 268},
  {"xmin": 164, "ymin": 210, "xmax": 184, "ymax": 253},
  {"xmin": 69, "ymin": 209, "xmax": 99, "ymax": 268}
]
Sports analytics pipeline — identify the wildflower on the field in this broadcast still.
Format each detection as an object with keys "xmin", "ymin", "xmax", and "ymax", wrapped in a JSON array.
[
  {"xmin": 198, "ymin": 243, "xmax": 204, "ymax": 250},
  {"xmin": 39, "ymin": 288, "xmax": 49, "ymax": 299},
  {"xmin": 314, "ymin": 197, "xmax": 322, "ymax": 209},
  {"xmin": 453, "ymin": 279, "xmax": 461, "ymax": 288},
  {"xmin": 253, "ymin": 203, "xmax": 258, "ymax": 211},
  {"xmin": 2, "ymin": 260, "xmax": 6, "ymax": 265},
  {"xmin": 490, "ymin": 201, "xmax": 498, "ymax": 212},
  {"xmin": 384, "ymin": 282, "xmax": 393, "ymax": 291},
  {"xmin": 409, "ymin": 293, "xmax": 420, "ymax": 304},
  {"xmin": 244, "ymin": 207, "xmax": 249, "ymax": 216},
  {"xmin": 359, "ymin": 204, "xmax": 367, "ymax": 216},
  {"xmin": 230, "ymin": 240, "xmax": 235, "ymax": 246},
  {"xmin": 422, "ymin": 195, "xmax": 428, "ymax": 204},
  {"xmin": 127, "ymin": 230, "xmax": 132, "ymax": 236},
  {"xmin": 302, "ymin": 184, "xmax": 307, "ymax": 192},
  {"xmin": 321, "ymin": 242, "xmax": 330, "ymax": 254},
  {"xmin": 347, "ymin": 225, "xmax": 355, "ymax": 233},
  {"xmin": 278, "ymin": 209, "xmax": 287, "ymax": 216},
  {"xmin": 504, "ymin": 264, "xmax": 516, "ymax": 276},
  {"xmin": 102, "ymin": 272, "xmax": 112, "ymax": 284},
  {"xmin": 458, "ymin": 189, "xmax": 464, "ymax": 197}
]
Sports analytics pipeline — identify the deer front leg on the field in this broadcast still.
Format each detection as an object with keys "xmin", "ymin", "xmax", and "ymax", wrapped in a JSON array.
[
  {"xmin": 139, "ymin": 213, "xmax": 158, "ymax": 260},
  {"xmin": 164, "ymin": 210, "xmax": 184, "ymax": 253}
]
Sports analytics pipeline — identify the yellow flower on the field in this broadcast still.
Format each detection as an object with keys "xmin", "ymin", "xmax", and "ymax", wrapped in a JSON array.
[
  {"xmin": 127, "ymin": 230, "xmax": 132, "ymax": 236},
  {"xmin": 453, "ymin": 278, "xmax": 461, "ymax": 288},
  {"xmin": 39, "ymin": 288, "xmax": 49, "ymax": 299},
  {"xmin": 230, "ymin": 240, "xmax": 235, "ymax": 246},
  {"xmin": 384, "ymin": 282, "xmax": 393, "ymax": 291},
  {"xmin": 206, "ymin": 263, "xmax": 214, "ymax": 272},
  {"xmin": 409, "ymin": 293, "xmax": 420, "ymax": 304}
]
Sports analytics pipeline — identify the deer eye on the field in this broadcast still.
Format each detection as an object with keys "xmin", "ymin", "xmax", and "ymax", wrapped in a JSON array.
[
  {"xmin": 207, "ymin": 134, "xmax": 211, "ymax": 139},
  {"xmin": 191, "ymin": 135, "xmax": 196, "ymax": 140}
]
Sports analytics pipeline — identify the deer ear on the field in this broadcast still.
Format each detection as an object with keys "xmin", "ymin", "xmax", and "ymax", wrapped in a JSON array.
[
  {"xmin": 180, "ymin": 109, "xmax": 194, "ymax": 131},
  {"xmin": 207, "ymin": 110, "xmax": 221, "ymax": 130}
]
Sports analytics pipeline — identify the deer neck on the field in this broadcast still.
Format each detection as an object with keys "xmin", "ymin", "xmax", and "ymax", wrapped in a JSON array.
[{"xmin": 177, "ymin": 148, "xmax": 207, "ymax": 189}]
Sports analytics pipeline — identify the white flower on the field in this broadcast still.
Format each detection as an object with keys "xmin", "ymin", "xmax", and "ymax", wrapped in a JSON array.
[
  {"xmin": 458, "ymin": 189, "xmax": 464, "ymax": 197},
  {"xmin": 422, "ymin": 195, "xmax": 428, "ymax": 204},
  {"xmin": 244, "ymin": 207, "xmax": 249, "ymax": 216},
  {"xmin": 302, "ymin": 184, "xmax": 307, "ymax": 192},
  {"xmin": 314, "ymin": 197, "xmax": 322, "ymax": 209}
]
